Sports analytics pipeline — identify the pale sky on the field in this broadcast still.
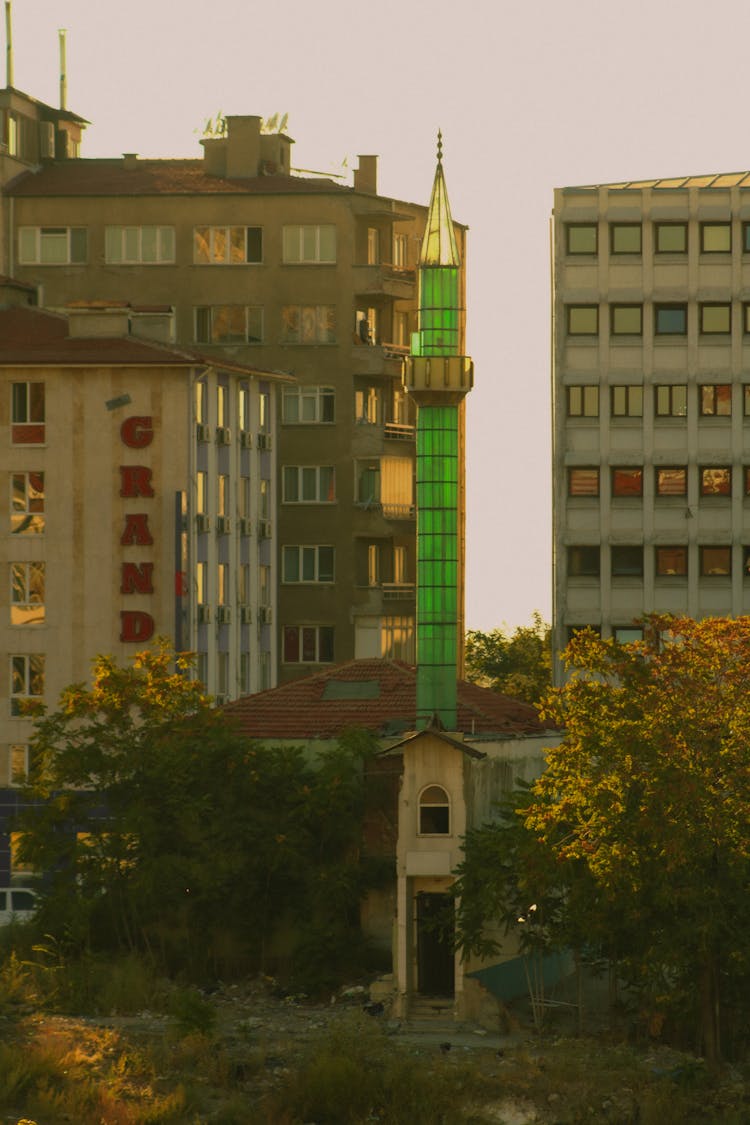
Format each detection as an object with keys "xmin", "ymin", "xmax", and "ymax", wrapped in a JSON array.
[{"xmin": 6, "ymin": 0, "xmax": 749, "ymax": 631}]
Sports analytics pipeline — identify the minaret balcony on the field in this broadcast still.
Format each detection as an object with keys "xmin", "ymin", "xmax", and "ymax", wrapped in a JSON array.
[
  {"xmin": 403, "ymin": 355, "xmax": 473, "ymax": 404},
  {"xmin": 353, "ymin": 264, "xmax": 416, "ymax": 299}
]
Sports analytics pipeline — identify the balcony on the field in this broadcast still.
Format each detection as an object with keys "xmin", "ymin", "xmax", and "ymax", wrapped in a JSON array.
[
  {"xmin": 351, "ymin": 341, "xmax": 409, "ymax": 377},
  {"xmin": 384, "ymin": 421, "xmax": 415, "ymax": 442},
  {"xmin": 353, "ymin": 264, "xmax": 416, "ymax": 299},
  {"xmin": 382, "ymin": 582, "xmax": 416, "ymax": 602}
]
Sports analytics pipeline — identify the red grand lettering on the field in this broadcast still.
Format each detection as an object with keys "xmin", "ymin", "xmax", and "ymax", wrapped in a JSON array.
[
  {"xmin": 119, "ymin": 465, "xmax": 154, "ymax": 498},
  {"xmin": 119, "ymin": 610, "xmax": 155, "ymax": 643},
  {"xmin": 120, "ymin": 416, "xmax": 154, "ymax": 449},
  {"xmin": 120, "ymin": 562, "xmax": 154, "ymax": 595},
  {"xmin": 120, "ymin": 513, "xmax": 153, "ymax": 546}
]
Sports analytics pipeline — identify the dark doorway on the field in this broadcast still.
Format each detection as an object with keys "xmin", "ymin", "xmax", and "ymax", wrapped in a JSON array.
[{"xmin": 416, "ymin": 892, "xmax": 455, "ymax": 996}]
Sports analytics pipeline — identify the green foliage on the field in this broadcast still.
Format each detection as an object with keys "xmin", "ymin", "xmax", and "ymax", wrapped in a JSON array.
[
  {"xmin": 167, "ymin": 987, "xmax": 216, "ymax": 1037},
  {"xmin": 458, "ymin": 615, "xmax": 750, "ymax": 1060},
  {"xmin": 465, "ymin": 612, "xmax": 551, "ymax": 704},
  {"xmin": 14, "ymin": 644, "xmax": 386, "ymax": 986}
]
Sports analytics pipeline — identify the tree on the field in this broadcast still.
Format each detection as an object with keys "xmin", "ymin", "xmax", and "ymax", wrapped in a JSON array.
[
  {"xmin": 15, "ymin": 643, "xmax": 385, "ymax": 984},
  {"xmin": 465, "ymin": 612, "xmax": 551, "ymax": 704},
  {"xmin": 456, "ymin": 616, "xmax": 750, "ymax": 1060}
]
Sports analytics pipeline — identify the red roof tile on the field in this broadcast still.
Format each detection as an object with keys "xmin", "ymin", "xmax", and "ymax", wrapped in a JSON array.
[
  {"xmin": 223, "ymin": 659, "xmax": 547, "ymax": 740},
  {"xmin": 6, "ymin": 160, "xmax": 352, "ymax": 197}
]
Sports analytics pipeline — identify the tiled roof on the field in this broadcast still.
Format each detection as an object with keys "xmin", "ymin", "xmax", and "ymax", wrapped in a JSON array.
[
  {"xmin": 567, "ymin": 171, "xmax": 750, "ymax": 191},
  {"xmin": 6, "ymin": 160, "xmax": 353, "ymax": 197},
  {"xmin": 223, "ymin": 658, "xmax": 547, "ymax": 740},
  {"xmin": 0, "ymin": 306, "xmax": 292, "ymax": 381}
]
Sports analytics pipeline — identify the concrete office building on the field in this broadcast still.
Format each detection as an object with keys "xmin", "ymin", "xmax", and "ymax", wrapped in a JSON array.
[
  {"xmin": 552, "ymin": 170, "xmax": 750, "ymax": 674},
  {"xmin": 0, "ymin": 80, "xmax": 468, "ymax": 686}
]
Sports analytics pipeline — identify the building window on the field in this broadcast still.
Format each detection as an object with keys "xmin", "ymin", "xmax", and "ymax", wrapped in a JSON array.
[
  {"xmin": 700, "ymin": 385, "xmax": 731, "ymax": 416},
  {"xmin": 568, "ymin": 546, "xmax": 600, "ymax": 577},
  {"xmin": 394, "ymin": 546, "xmax": 407, "ymax": 584},
  {"xmin": 11, "ymin": 472, "xmax": 44, "ymax": 534},
  {"xmin": 105, "ymin": 226, "xmax": 175, "ymax": 263},
  {"xmin": 656, "ymin": 467, "xmax": 687, "ymax": 496},
  {"xmin": 610, "ymin": 305, "xmax": 642, "ymax": 335},
  {"xmin": 611, "ymin": 545, "xmax": 643, "ymax": 577},
  {"xmin": 743, "ymin": 224, "xmax": 750, "ymax": 253},
  {"xmin": 700, "ymin": 304, "xmax": 731, "ymax": 335},
  {"xmin": 655, "ymin": 385, "xmax": 687, "ymax": 417},
  {"xmin": 655, "ymin": 223, "xmax": 687, "ymax": 253},
  {"xmin": 10, "ymin": 562, "xmax": 45, "ymax": 626},
  {"xmin": 656, "ymin": 546, "xmax": 688, "ymax": 576},
  {"xmin": 367, "ymin": 227, "xmax": 380, "ymax": 265},
  {"xmin": 193, "ymin": 226, "xmax": 262, "ymax": 264},
  {"xmin": 567, "ymin": 305, "xmax": 598, "ymax": 335},
  {"xmin": 194, "ymin": 306, "xmax": 263, "ymax": 344},
  {"xmin": 613, "ymin": 626, "xmax": 644, "ymax": 644},
  {"xmin": 217, "ymin": 563, "xmax": 229, "ymax": 607},
  {"xmin": 281, "ymin": 304, "xmax": 336, "ymax": 344},
  {"xmin": 196, "ymin": 562, "xmax": 207, "ymax": 605},
  {"xmin": 700, "ymin": 222, "xmax": 731, "ymax": 253},
  {"xmin": 611, "ymin": 385, "xmax": 643, "ymax": 417},
  {"xmin": 218, "ymin": 474, "xmax": 229, "ymax": 517},
  {"xmin": 283, "ymin": 625, "xmax": 334, "ymax": 663},
  {"xmin": 282, "ymin": 465, "xmax": 335, "ymax": 503},
  {"xmin": 418, "ymin": 785, "xmax": 450, "ymax": 835},
  {"xmin": 259, "ymin": 565, "xmax": 271, "ymax": 607},
  {"xmin": 282, "ymin": 224, "xmax": 336, "ymax": 263},
  {"xmin": 282, "ymin": 385, "xmax": 335, "ymax": 424},
  {"xmin": 568, "ymin": 468, "xmax": 599, "ymax": 496},
  {"xmin": 655, "ymin": 304, "xmax": 687, "ymax": 335},
  {"xmin": 381, "ymin": 616, "xmax": 415, "ymax": 661},
  {"xmin": 356, "ymin": 457, "xmax": 414, "ymax": 518},
  {"xmin": 566, "ymin": 224, "xmax": 597, "ymax": 254},
  {"xmin": 18, "ymin": 226, "xmax": 87, "ymax": 264},
  {"xmin": 12, "ymin": 382, "xmax": 45, "ymax": 444},
  {"xmin": 700, "ymin": 546, "xmax": 731, "ymax": 576},
  {"xmin": 259, "ymin": 478, "xmax": 270, "ymax": 519},
  {"xmin": 566, "ymin": 385, "xmax": 599, "ymax": 417},
  {"xmin": 195, "ymin": 380, "xmax": 207, "ymax": 424},
  {"xmin": 393, "ymin": 232, "xmax": 408, "ymax": 267},
  {"xmin": 355, "ymin": 387, "xmax": 380, "ymax": 424},
  {"xmin": 10, "ymin": 654, "xmax": 44, "ymax": 716},
  {"xmin": 612, "ymin": 468, "xmax": 643, "ymax": 497},
  {"xmin": 282, "ymin": 546, "xmax": 335, "ymax": 583},
  {"xmin": 196, "ymin": 472, "xmax": 208, "ymax": 515},
  {"xmin": 8, "ymin": 744, "xmax": 28, "ymax": 786},
  {"xmin": 700, "ymin": 467, "xmax": 731, "ymax": 496},
  {"xmin": 610, "ymin": 223, "xmax": 641, "ymax": 254}
]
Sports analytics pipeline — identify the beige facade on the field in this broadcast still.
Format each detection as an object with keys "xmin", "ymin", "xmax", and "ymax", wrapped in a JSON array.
[
  {"xmin": 552, "ymin": 174, "xmax": 750, "ymax": 674},
  {"xmin": 0, "ymin": 89, "xmax": 468, "ymax": 685}
]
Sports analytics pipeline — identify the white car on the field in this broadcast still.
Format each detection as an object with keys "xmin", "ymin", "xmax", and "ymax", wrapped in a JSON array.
[{"xmin": 0, "ymin": 887, "xmax": 37, "ymax": 925}]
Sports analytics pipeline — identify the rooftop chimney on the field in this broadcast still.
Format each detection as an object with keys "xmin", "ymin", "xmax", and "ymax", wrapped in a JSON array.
[
  {"xmin": 123, "ymin": 153, "xmax": 138, "ymax": 170},
  {"xmin": 354, "ymin": 155, "xmax": 378, "ymax": 195},
  {"xmin": 5, "ymin": 2, "xmax": 13, "ymax": 87},
  {"xmin": 225, "ymin": 115, "xmax": 261, "ymax": 179},
  {"xmin": 58, "ymin": 28, "xmax": 66, "ymax": 110}
]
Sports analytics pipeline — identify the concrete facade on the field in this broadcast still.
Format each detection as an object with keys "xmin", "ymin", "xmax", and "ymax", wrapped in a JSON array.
[
  {"xmin": 0, "ymin": 87, "xmax": 468, "ymax": 686},
  {"xmin": 552, "ymin": 173, "xmax": 750, "ymax": 674}
]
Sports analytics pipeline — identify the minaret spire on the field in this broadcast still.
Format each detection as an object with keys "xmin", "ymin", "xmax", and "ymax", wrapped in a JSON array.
[{"xmin": 403, "ymin": 138, "xmax": 473, "ymax": 730}]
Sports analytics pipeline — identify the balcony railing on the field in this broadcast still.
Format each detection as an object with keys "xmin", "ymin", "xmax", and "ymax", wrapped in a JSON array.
[
  {"xmin": 382, "ymin": 582, "xmax": 416, "ymax": 601},
  {"xmin": 354, "ymin": 500, "xmax": 416, "ymax": 520},
  {"xmin": 384, "ymin": 421, "xmax": 415, "ymax": 441},
  {"xmin": 353, "ymin": 264, "xmax": 416, "ymax": 298},
  {"xmin": 351, "ymin": 341, "xmax": 409, "ymax": 376}
]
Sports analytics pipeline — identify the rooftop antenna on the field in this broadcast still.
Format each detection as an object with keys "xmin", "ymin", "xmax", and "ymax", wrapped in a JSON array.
[
  {"xmin": 58, "ymin": 28, "xmax": 66, "ymax": 109},
  {"xmin": 5, "ymin": 2, "xmax": 13, "ymax": 88}
]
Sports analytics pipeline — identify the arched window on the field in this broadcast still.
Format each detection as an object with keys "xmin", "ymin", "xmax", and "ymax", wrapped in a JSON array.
[{"xmin": 419, "ymin": 785, "xmax": 450, "ymax": 835}]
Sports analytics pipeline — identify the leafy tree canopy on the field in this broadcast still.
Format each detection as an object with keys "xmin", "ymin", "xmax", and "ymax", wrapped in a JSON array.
[
  {"xmin": 15, "ymin": 642, "xmax": 385, "ymax": 987},
  {"xmin": 455, "ymin": 616, "xmax": 750, "ymax": 1060},
  {"xmin": 465, "ymin": 612, "xmax": 551, "ymax": 704}
]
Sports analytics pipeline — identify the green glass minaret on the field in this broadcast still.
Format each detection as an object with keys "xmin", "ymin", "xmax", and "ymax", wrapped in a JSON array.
[{"xmin": 404, "ymin": 134, "xmax": 473, "ymax": 729}]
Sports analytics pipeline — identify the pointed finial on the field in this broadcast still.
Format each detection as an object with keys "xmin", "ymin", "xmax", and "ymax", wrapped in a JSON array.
[{"xmin": 437, "ymin": 130, "xmax": 443, "ymax": 165}]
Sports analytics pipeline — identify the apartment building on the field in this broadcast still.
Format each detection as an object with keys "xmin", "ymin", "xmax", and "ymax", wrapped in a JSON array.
[
  {"xmin": 552, "ymin": 170, "xmax": 750, "ymax": 675},
  {"xmin": 0, "ymin": 85, "xmax": 468, "ymax": 686}
]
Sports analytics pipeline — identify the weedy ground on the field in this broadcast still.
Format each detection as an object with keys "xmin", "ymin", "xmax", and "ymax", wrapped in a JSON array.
[{"xmin": 1, "ymin": 951, "xmax": 750, "ymax": 1123}]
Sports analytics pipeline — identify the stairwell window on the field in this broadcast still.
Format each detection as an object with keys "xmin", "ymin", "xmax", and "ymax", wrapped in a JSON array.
[
  {"xmin": 419, "ymin": 785, "xmax": 451, "ymax": 835},
  {"xmin": 282, "ymin": 224, "xmax": 336, "ymax": 263},
  {"xmin": 18, "ymin": 226, "xmax": 87, "ymax": 264}
]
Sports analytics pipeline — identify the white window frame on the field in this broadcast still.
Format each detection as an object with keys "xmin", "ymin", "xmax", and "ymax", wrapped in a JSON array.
[
  {"xmin": 282, "ymin": 545, "xmax": 335, "ymax": 584},
  {"xmin": 282, "ymin": 385, "xmax": 335, "ymax": 424},
  {"xmin": 193, "ymin": 225, "xmax": 263, "ymax": 265},
  {"xmin": 282, "ymin": 465, "xmax": 335, "ymax": 503},
  {"xmin": 418, "ymin": 784, "xmax": 451, "ymax": 836},
  {"xmin": 18, "ymin": 226, "xmax": 87, "ymax": 265},
  {"xmin": 105, "ymin": 225, "xmax": 175, "ymax": 264},
  {"xmin": 11, "ymin": 472, "xmax": 45, "ymax": 535},
  {"xmin": 282, "ymin": 224, "xmax": 336, "ymax": 264},
  {"xmin": 10, "ymin": 654, "xmax": 44, "ymax": 717},
  {"xmin": 10, "ymin": 561, "xmax": 45, "ymax": 626}
]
